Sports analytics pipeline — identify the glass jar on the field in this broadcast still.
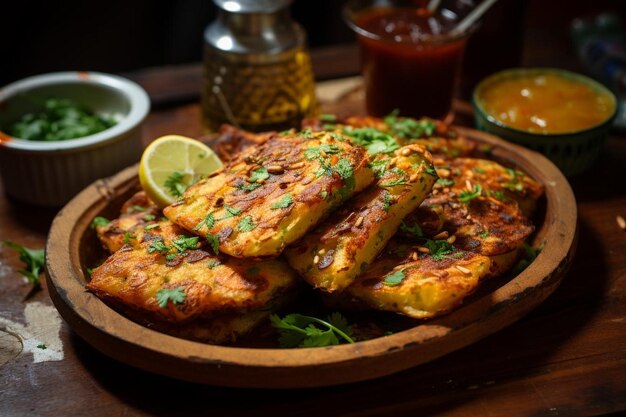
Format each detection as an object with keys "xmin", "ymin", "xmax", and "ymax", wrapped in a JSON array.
[{"xmin": 202, "ymin": 0, "xmax": 318, "ymax": 132}]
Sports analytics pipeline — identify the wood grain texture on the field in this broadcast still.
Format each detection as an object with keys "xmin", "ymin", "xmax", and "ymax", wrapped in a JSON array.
[{"xmin": 43, "ymin": 127, "xmax": 576, "ymax": 388}]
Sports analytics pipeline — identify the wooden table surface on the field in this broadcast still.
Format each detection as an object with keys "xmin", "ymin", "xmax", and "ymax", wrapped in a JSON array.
[{"xmin": 2, "ymin": 7, "xmax": 626, "ymax": 415}]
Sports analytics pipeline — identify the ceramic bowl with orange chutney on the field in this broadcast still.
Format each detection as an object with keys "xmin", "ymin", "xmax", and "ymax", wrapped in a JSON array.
[{"xmin": 473, "ymin": 68, "xmax": 617, "ymax": 176}]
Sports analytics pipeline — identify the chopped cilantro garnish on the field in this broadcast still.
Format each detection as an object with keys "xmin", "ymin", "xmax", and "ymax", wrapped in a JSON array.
[
  {"xmin": 171, "ymin": 235, "xmax": 199, "ymax": 253},
  {"xmin": 164, "ymin": 171, "xmax": 189, "ymax": 198},
  {"xmin": 473, "ymin": 167, "xmax": 486, "ymax": 174},
  {"xmin": 90, "ymin": 216, "xmax": 110, "ymax": 229},
  {"xmin": 194, "ymin": 213, "xmax": 215, "ymax": 231},
  {"xmin": 145, "ymin": 223, "xmax": 160, "ymax": 230},
  {"xmin": 299, "ymin": 128, "xmax": 314, "ymax": 140},
  {"xmin": 479, "ymin": 230, "xmax": 490, "ymax": 238},
  {"xmin": 368, "ymin": 158, "xmax": 388, "ymax": 178},
  {"xmin": 380, "ymin": 167, "xmax": 408, "ymax": 188},
  {"xmin": 207, "ymin": 259, "xmax": 221, "ymax": 269},
  {"xmin": 436, "ymin": 178, "xmax": 455, "ymax": 187},
  {"xmin": 425, "ymin": 166, "xmax": 438, "ymax": 177},
  {"xmin": 400, "ymin": 221, "xmax": 423, "ymax": 238},
  {"xmin": 156, "ymin": 287, "xmax": 186, "ymax": 308},
  {"xmin": 319, "ymin": 114, "xmax": 336, "ymax": 122},
  {"xmin": 271, "ymin": 193, "xmax": 293, "ymax": 209},
  {"xmin": 459, "ymin": 184, "xmax": 483, "ymax": 203},
  {"xmin": 342, "ymin": 127, "xmax": 400, "ymax": 155},
  {"xmin": 382, "ymin": 192, "xmax": 393, "ymax": 212},
  {"xmin": 249, "ymin": 167, "xmax": 269, "ymax": 183},
  {"xmin": 123, "ymin": 232, "xmax": 136, "ymax": 244},
  {"xmin": 143, "ymin": 214, "xmax": 156, "ymax": 222},
  {"xmin": 237, "ymin": 215, "xmax": 256, "ymax": 232},
  {"xmin": 383, "ymin": 110, "xmax": 436, "ymax": 139},
  {"xmin": 223, "ymin": 205, "xmax": 241, "ymax": 218},
  {"xmin": 333, "ymin": 158, "xmax": 353, "ymax": 180},
  {"xmin": 425, "ymin": 239, "xmax": 457, "ymax": 261},
  {"xmin": 147, "ymin": 238, "xmax": 169, "ymax": 254},
  {"xmin": 1, "ymin": 240, "xmax": 45, "ymax": 288},
  {"xmin": 270, "ymin": 312, "xmax": 355, "ymax": 348},
  {"xmin": 511, "ymin": 243, "xmax": 543, "ymax": 275},
  {"xmin": 128, "ymin": 205, "xmax": 146, "ymax": 213},
  {"xmin": 237, "ymin": 182, "xmax": 262, "ymax": 192},
  {"xmin": 304, "ymin": 144, "xmax": 341, "ymax": 160},
  {"xmin": 383, "ymin": 269, "xmax": 406, "ymax": 286},
  {"xmin": 205, "ymin": 233, "xmax": 220, "ymax": 254}
]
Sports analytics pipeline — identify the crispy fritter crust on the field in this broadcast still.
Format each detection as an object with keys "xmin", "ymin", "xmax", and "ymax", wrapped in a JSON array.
[
  {"xmin": 87, "ymin": 220, "xmax": 298, "ymax": 324},
  {"xmin": 285, "ymin": 144, "xmax": 436, "ymax": 292},
  {"xmin": 345, "ymin": 239, "xmax": 491, "ymax": 319},
  {"xmin": 95, "ymin": 191, "xmax": 160, "ymax": 253},
  {"xmin": 164, "ymin": 131, "xmax": 375, "ymax": 258}
]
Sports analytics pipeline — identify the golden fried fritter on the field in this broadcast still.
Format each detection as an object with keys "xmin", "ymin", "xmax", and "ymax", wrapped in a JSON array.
[
  {"xmin": 87, "ymin": 220, "xmax": 298, "ymax": 324},
  {"xmin": 164, "ymin": 131, "xmax": 375, "ymax": 258},
  {"xmin": 345, "ymin": 239, "xmax": 491, "ymax": 319},
  {"xmin": 210, "ymin": 124, "xmax": 274, "ymax": 163},
  {"xmin": 285, "ymin": 144, "xmax": 436, "ymax": 292},
  {"xmin": 436, "ymin": 158, "xmax": 543, "ymax": 217},
  {"xmin": 95, "ymin": 191, "xmax": 160, "ymax": 253}
]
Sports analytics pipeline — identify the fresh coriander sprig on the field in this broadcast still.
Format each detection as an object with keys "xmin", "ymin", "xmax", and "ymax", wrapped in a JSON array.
[
  {"xmin": 1, "ymin": 241, "xmax": 45, "ymax": 288},
  {"xmin": 270, "ymin": 312, "xmax": 355, "ymax": 348},
  {"xmin": 155, "ymin": 287, "xmax": 186, "ymax": 308}
]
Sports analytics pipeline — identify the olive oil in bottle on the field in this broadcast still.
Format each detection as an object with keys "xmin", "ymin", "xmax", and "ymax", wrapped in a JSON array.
[{"xmin": 202, "ymin": 0, "xmax": 318, "ymax": 133}]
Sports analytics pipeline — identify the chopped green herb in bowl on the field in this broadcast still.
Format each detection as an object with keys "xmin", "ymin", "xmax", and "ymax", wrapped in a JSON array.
[{"xmin": 9, "ymin": 98, "xmax": 118, "ymax": 141}]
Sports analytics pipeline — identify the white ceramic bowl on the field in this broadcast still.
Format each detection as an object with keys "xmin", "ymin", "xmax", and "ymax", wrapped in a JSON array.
[{"xmin": 0, "ymin": 71, "xmax": 150, "ymax": 207}]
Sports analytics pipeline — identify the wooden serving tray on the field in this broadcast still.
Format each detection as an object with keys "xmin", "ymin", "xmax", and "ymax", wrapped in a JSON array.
[{"xmin": 45, "ymin": 127, "xmax": 577, "ymax": 388}]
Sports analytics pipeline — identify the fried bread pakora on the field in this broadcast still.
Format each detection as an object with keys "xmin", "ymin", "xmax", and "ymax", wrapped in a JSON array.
[
  {"xmin": 285, "ymin": 144, "xmax": 437, "ymax": 292},
  {"xmin": 87, "ymin": 219, "xmax": 299, "ymax": 324},
  {"xmin": 344, "ymin": 239, "xmax": 491, "ymax": 319},
  {"xmin": 94, "ymin": 191, "xmax": 160, "ymax": 253},
  {"xmin": 437, "ymin": 157, "xmax": 544, "ymax": 217},
  {"xmin": 164, "ymin": 131, "xmax": 375, "ymax": 258},
  {"xmin": 400, "ymin": 157, "xmax": 541, "ymax": 276}
]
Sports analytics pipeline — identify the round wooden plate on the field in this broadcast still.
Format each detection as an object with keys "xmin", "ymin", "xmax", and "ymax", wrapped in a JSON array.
[{"xmin": 45, "ymin": 127, "xmax": 577, "ymax": 388}]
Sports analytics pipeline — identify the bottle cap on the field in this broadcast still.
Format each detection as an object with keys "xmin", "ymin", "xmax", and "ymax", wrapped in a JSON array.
[{"xmin": 213, "ymin": 0, "xmax": 292, "ymax": 14}]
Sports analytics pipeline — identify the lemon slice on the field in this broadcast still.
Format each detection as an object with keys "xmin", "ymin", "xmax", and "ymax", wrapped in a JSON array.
[{"xmin": 139, "ymin": 135, "xmax": 223, "ymax": 208}]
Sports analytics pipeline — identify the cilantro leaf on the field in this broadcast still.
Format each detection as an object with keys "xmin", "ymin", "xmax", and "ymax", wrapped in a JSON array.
[
  {"xmin": 147, "ymin": 237, "xmax": 169, "ymax": 254},
  {"xmin": 271, "ymin": 193, "xmax": 293, "ymax": 210},
  {"xmin": 143, "ymin": 214, "xmax": 156, "ymax": 221},
  {"xmin": 304, "ymin": 144, "xmax": 341, "ymax": 160},
  {"xmin": 90, "ymin": 216, "xmax": 110, "ymax": 229},
  {"xmin": 368, "ymin": 158, "xmax": 388, "ymax": 178},
  {"xmin": 436, "ymin": 178, "xmax": 455, "ymax": 187},
  {"xmin": 237, "ymin": 182, "xmax": 262, "ymax": 192},
  {"xmin": 333, "ymin": 158, "xmax": 353, "ymax": 180},
  {"xmin": 270, "ymin": 313, "xmax": 355, "ymax": 348},
  {"xmin": 249, "ymin": 167, "xmax": 269, "ymax": 183},
  {"xmin": 171, "ymin": 235, "xmax": 199, "ymax": 253},
  {"xmin": 319, "ymin": 114, "xmax": 336, "ymax": 122},
  {"xmin": 380, "ymin": 167, "xmax": 408, "ymax": 188},
  {"xmin": 383, "ymin": 269, "xmax": 406, "ymax": 286},
  {"xmin": 382, "ymin": 192, "xmax": 393, "ymax": 212},
  {"xmin": 207, "ymin": 259, "xmax": 221, "ymax": 269},
  {"xmin": 400, "ymin": 221, "xmax": 423, "ymax": 238},
  {"xmin": 342, "ymin": 127, "xmax": 400, "ymax": 155},
  {"xmin": 425, "ymin": 166, "xmax": 438, "ymax": 176},
  {"xmin": 383, "ymin": 111, "xmax": 436, "ymax": 139},
  {"xmin": 459, "ymin": 184, "xmax": 483, "ymax": 203},
  {"xmin": 155, "ymin": 287, "xmax": 186, "ymax": 308},
  {"xmin": 1, "ymin": 241, "xmax": 45, "ymax": 288},
  {"xmin": 222, "ymin": 205, "xmax": 241, "ymax": 218},
  {"xmin": 237, "ymin": 215, "xmax": 256, "ymax": 232},
  {"xmin": 425, "ymin": 239, "xmax": 457, "ymax": 261},
  {"xmin": 164, "ymin": 171, "xmax": 189, "ymax": 198},
  {"xmin": 194, "ymin": 213, "xmax": 215, "ymax": 231},
  {"xmin": 511, "ymin": 242, "xmax": 543, "ymax": 275},
  {"xmin": 205, "ymin": 233, "xmax": 220, "ymax": 254}
]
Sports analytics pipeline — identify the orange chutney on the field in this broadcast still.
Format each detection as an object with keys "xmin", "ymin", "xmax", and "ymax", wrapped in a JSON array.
[{"xmin": 480, "ymin": 73, "xmax": 615, "ymax": 134}]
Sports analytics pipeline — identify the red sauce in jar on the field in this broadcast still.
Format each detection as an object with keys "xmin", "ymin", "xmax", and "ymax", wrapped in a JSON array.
[{"xmin": 354, "ymin": 7, "xmax": 468, "ymax": 120}]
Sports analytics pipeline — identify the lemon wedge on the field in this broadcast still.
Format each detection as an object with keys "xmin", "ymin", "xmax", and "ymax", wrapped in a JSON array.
[{"xmin": 139, "ymin": 135, "xmax": 223, "ymax": 208}]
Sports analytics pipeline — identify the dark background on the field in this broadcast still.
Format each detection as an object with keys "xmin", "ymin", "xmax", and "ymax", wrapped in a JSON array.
[{"xmin": 1, "ymin": 0, "xmax": 625, "ymax": 95}]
